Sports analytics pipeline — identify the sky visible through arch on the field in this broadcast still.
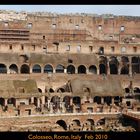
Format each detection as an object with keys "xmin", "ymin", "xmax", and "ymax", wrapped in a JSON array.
[{"xmin": 0, "ymin": 5, "xmax": 139, "ymax": 16}]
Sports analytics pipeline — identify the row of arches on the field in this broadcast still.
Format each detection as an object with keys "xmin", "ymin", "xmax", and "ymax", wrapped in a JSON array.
[
  {"xmin": 125, "ymin": 87, "xmax": 140, "ymax": 94},
  {"xmin": 0, "ymin": 63, "xmax": 137, "ymax": 75}
]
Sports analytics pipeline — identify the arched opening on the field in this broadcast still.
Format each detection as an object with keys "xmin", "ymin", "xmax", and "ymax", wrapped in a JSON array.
[
  {"xmin": 51, "ymin": 96, "xmax": 60, "ymax": 111},
  {"xmin": 134, "ymin": 87, "xmax": 140, "ymax": 93},
  {"xmin": 9, "ymin": 64, "xmax": 18, "ymax": 74},
  {"xmin": 125, "ymin": 88, "xmax": 130, "ymax": 93},
  {"xmin": 49, "ymin": 88, "xmax": 54, "ymax": 93},
  {"xmin": 94, "ymin": 96, "xmax": 101, "ymax": 104},
  {"xmin": 73, "ymin": 96, "xmax": 81, "ymax": 106},
  {"xmin": 7, "ymin": 98, "xmax": 16, "ymax": 106},
  {"xmin": 0, "ymin": 64, "xmax": 7, "ymax": 73},
  {"xmin": 89, "ymin": 65, "xmax": 97, "ymax": 74},
  {"xmin": 110, "ymin": 64, "xmax": 118, "ymax": 74},
  {"xmin": 104, "ymin": 96, "xmax": 112, "ymax": 105},
  {"xmin": 99, "ymin": 47, "xmax": 104, "ymax": 55},
  {"xmin": 32, "ymin": 64, "xmax": 41, "ymax": 73},
  {"xmin": 132, "ymin": 57, "xmax": 140, "ymax": 74},
  {"xmin": 67, "ymin": 65, "xmax": 75, "ymax": 74},
  {"xmin": 72, "ymin": 120, "xmax": 81, "ymax": 126},
  {"xmin": 56, "ymin": 120, "xmax": 67, "ymax": 130},
  {"xmin": 44, "ymin": 64, "xmax": 53, "ymax": 73},
  {"xmin": 57, "ymin": 88, "xmax": 65, "ymax": 93},
  {"xmin": 120, "ymin": 66, "xmax": 129, "ymax": 75},
  {"xmin": 20, "ymin": 64, "xmax": 29, "ymax": 74},
  {"xmin": 109, "ymin": 56, "xmax": 119, "ymax": 75},
  {"xmin": 63, "ymin": 96, "xmax": 71, "ymax": 112},
  {"xmin": 78, "ymin": 65, "xmax": 86, "ymax": 74},
  {"xmin": 38, "ymin": 88, "xmax": 42, "ymax": 93},
  {"xmin": 56, "ymin": 64, "xmax": 64, "ymax": 73},
  {"xmin": 86, "ymin": 119, "xmax": 94, "ymax": 126},
  {"xmin": 114, "ymin": 96, "xmax": 120, "ymax": 105},
  {"xmin": 97, "ymin": 119, "xmax": 105, "ymax": 126},
  {"xmin": 99, "ymin": 64, "xmax": 107, "ymax": 74},
  {"xmin": 0, "ymin": 98, "xmax": 5, "ymax": 106}
]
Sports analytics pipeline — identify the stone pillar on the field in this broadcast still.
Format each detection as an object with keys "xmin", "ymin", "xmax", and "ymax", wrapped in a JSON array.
[
  {"xmin": 37, "ymin": 98, "xmax": 40, "ymax": 108},
  {"xmin": 31, "ymin": 97, "xmax": 34, "ymax": 104},
  {"xmin": 118, "ymin": 67, "xmax": 121, "ymax": 75},
  {"xmin": 48, "ymin": 99, "xmax": 50, "ymax": 108},
  {"xmin": 129, "ymin": 57, "xmax": 132, "ymax": 75},
  {"xmin": 7, "ymin": 69, "xmax": 10, "ymax": 74},
  {"xmin": 112, "ymin": 97, "xmax": 114, "ymax": 105},
  {"xmin": 75, "ymin": 68, "xmax": 78, "ymax": 74},
  {"xmin": 97, "ymin": 68, "xmax": 100, "ymax": 75},
  {"xmin": 86, "ymin": 69, "xmax": 89, "ymax": 74},
  {"xmin": 61, "ymin": 102, "xmax": 66, "ymax": 113},
  {"xmin": 41, "ymin": 67, "xmax": 44, "ymax": 73},
  {"xmin": 30, "ymin": 68, "xmax": 32, "ymax": 74},
  {"xmin": 64, "ymin": 69, "xmax": 67, "ymax": 73},
  {"xmin": 53, "ymin": 69, "xmax": 56, "ymax": 73},
  {"xmin": 5, "ymin": 99, "xmax": 8, "ymax": 106},
  {"xmin": 101, "ymin": 97, "xmax": 104, "ymax": 104},
  {"xmin": 50, "ymin": 102, "xmax": 53, "ymax": 113},
  {"xmin": 70, "ymin": 98, "xmax": 73, "ymax": 106},
  {"xmin": 41, "ymin": 96, "xmax": 45, "ymax": 105}
]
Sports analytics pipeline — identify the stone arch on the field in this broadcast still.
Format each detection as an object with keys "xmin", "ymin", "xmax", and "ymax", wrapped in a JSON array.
[
  {"xmin": 96, "ymin": 118, "xmax": 105, "ymax": 126},
  {"xmin": 132, "ymin": 57, "xmax": 140, "ymax": 74},
  {"xmin": 7, "ymin": 98, "xmax": 16, "ymax": 106},
  {"xmin": 72, "ymin": 120, "xmax": 81, "ymax": 126},
  {"xmin": 38, "ymin": 88, "xmax": 42, "ymax": 93},
  {"xmin": 51, "ymin": 96, "xmax": 60, "ymax": 110},
  {"xmin": 57, "ymin": 88, "xmax": 65, "ymax": 93},
  {"xmin": 67, "ymin": 65, "xmax": 75, "ymax": 74},
  {"xmin": 94, "ymin": 96, "xmax": 101, "ymax": 104},
  {"xmin": 89, "ymin": 65, "xmax": 97, "ymax": 74},
  {"xmin": 32, "ymin": 64, "xmax": 41, "ymax": 73},
  {"xmin": 125, "ymin": 88, "xmax": 130, "ymax": 93},
  {"xmin": 104, "ymin": 96, "xmax": 112, "ymax": 105},
  {"xmin": 56, "ymin": 64, "xmax": 65, "ymax": 73},
  {"xmin": 9, "ymin": 64, "xmax": 18, "ymax": 74},
  {"xmin": 56, "ymin": 120, "xmax": 67, "ymax": 130},
  {"xmin": 84, "ymin": 119, "xmax": 95, "ymax": 130},
  {"xmin": 0, "ymin": 98, "xmax": 5, "ymax": 106},
  {"xmin": 99, "ymin": 64, "xmax": 107, "ymax": 74},
  {"xmin": 63, "ymin": 96, "xmax": 71, "ymax": 108},
  {"xmin": 44, "ymin": 64, "xmax": 53, "ymax": 73},
  {"xmin": 78, "ymin": 65, "xmax": 86, "ymax": 74},
  {"xmin": 0, "ymin": 64, "xmax": 7, "ymax": 73},
  {"xmin": 49, "ymin": 88, "xmax": 54, "ymax": 93},
  {"xmin": 134, "ymin": 87, "xmax": 140, "ymax": 93},
  {"xmin": 99, "ymin": 47, "xmax": 104, "ymax": 55},
  {"xmin": 20, "ymin": 64, "xmax": 30, "ymax": 74},
  {"xmin": 109, "ymin": 56, "xmax": 118, "ymax": 74},
  {"xmin": 73, "ymin": 96, "xmax": 81, "ymax": 106},
  {"xmin": 114, "ymin": 96, "xmax": 120, "ymax": 105},
  {"xmin": 120, "ymin": 66, "xmax": 129, "ymax": 75}
]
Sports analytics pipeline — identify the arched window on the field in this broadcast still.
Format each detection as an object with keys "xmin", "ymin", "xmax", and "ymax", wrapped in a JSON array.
[
  {"xmin": 32, "ymin": 64, "xmax": 41, "ymax": 73},
  {"xmin": 56, "ymin": 64, "xmax": 64, "ymax": 73},
  {"xmin": 20, "ymin": 64, "xmax": 30, "ymax": 74},
  {"xmin": 44, "ymin": 64, "xmax": 53, "ymax": 73},
  {"xmin": 9, "ymin": 64, "xmax": 18, "ymax": 74},
  {"xmin": 67, "ymin": 65, "xmax": 75, "ymax": 74},
  {"xmin": 89, "ymin": 65, "xmax": 97, "ymax": 74},
  {"xmin": 99, "ymin": 64, "xmax": 107, "ymax": 74},
  {"xmin": 56, "ymin": 120, "xmax": 67, "ymax": 130},
  {"xmin": 0, "ymin": 64, "xmax": 7, "ymax": 73},
  {"xmin": 78, "ymin": 65, "xmax": 86, "ymax": 74}
]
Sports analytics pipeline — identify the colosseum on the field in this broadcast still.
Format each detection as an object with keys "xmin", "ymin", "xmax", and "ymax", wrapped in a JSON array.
[{"xmin": 0, "ymin": 10, "xmax": 140, "ymax": 132}]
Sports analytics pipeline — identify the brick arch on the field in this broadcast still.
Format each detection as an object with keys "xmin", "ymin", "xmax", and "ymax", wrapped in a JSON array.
[{"xmin": 44, "ymin": 64, "xmax": 54, "ymax": 73}]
